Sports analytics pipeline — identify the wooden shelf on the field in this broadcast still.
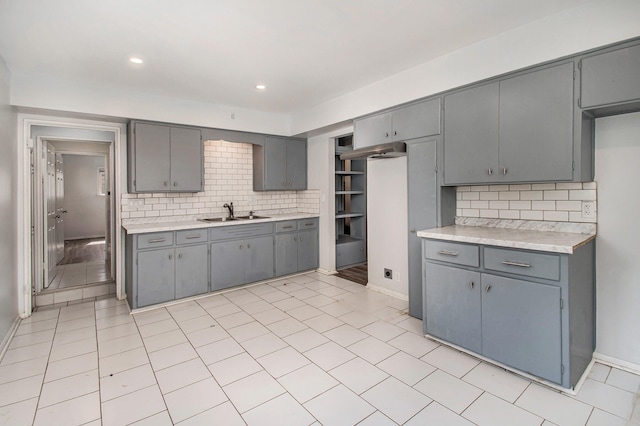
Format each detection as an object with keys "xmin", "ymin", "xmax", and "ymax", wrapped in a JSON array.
[
  {"xmin": 335, "ymin": 212, "xmax": 365, "ymax": 219},
  {"xmin": 335, "ymin": 190, "xmax": 364, "ymax": 195}
]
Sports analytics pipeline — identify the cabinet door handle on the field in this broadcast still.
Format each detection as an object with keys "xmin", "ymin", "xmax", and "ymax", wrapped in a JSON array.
[
  {"xmin": 148, "ymin": 238, "xmax": 166, "ymax": 243},
  {"xmin": 488, "ymin": 168, "xmax": 493, "ymax": 175},
  {"xmin": 293, "ymin": 237, "xmax": 297, "ymax": 241},
  {"xmin": 169, "ymin": 254, "xmax": 173, "ymax": 260},
  {"xmin": 394, "ymin": 130, "xmax": 397, "ymax": 136},
  {"xmin": 438, "ymin": 250, "xmax": 459, "ymax": 257},
  {"xmin": 173, "ymin": 181, "xmax": 178, "ymax": 186},
  {"xmin": 502, "ymin": 260, "xmax": 531, "ymax": 268},
  {"xmin": 502, "ymin": 168, "xmax": 508, "ymax": 175},
  {"xmin": 178, "ymin": 253, "xmax": 182, "ymax": 259},
  {"xmin": 410, "ymin": 229, "xmax": 416, "ymax": 233},
  {"xmin": 185, "ymin": 235, "xmax": 201, "ymax": 239},
  {"xmin": 485, "ymin": 285, "xmax": 492, "ymax": 293},
  {"xmin": 299, "ymin": 237, "xmax": 304, "ymax": 241},
  {"xmin": 282, "ymin": 225, "xmax": 293, "ymax": 229},
  {"xmin": 239, "ymin": 244, "xmax": 243, "ymax": 250},
  {"xmin": 385, "ymin": 132, "xmax": 389, "ymax": 138},
  {"xmin": 469, "ymin": 281, "xmax": 474, "ymax": 289},
  {"xmin": 247, "ymin": 244, "xmax": 251, "ymax": 249}
]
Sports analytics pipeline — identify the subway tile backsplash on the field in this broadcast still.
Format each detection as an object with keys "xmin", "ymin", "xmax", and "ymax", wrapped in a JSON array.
[
  {"xmin": 456, "ymin": 182, "xmax": 597, "ymax": 223},
  {"xmin": 122, "ymin": 140, "xmax": 319, "ymax": 222}
]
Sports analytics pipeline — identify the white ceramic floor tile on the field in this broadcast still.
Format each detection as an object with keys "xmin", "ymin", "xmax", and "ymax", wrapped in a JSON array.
[
  {"xmin": 395, "ymin": 316, "xmax": 424, "ymax": 334},
  {"xmin": 177, "ymin": 314, "xmax": 218, "ymax": 334},
  {"xmin": 196, "ymin": 337, "xmax": 245, "ymax": 365},
  {"xmin": 376, "ymin": 351, "xmax": 436, "ymax": 386},
  {"xmin": 260, "ymin": 289, "xmax": 291, "ymax": 303},
  {"xmin": 462, "ymin": 362, "xmax": 530, "ymax": 403},
  {"xmin": 304, "ymin": 341, "xmax": 356, "ymax": 371},
  {"xmin": 164, "ymin": 377, "xmax": 228, "ymax": 423},
  {"xmin": 133, "ymin": 308, "xmax": 172, "ymax": 326},
  {"xmin": 0, "ymin": 374, "xmax": 44, "ymax": 407},
  {"xmin": 414, "ymin": 370, "xmax": 483, "ymax": 414},
  {"xmin": 329, "ymin": 357, "xmax": 389, "ymax": 395},
  {"xmin": 362, "ymin": 377, "xmax": 432, "ymax": 424},
  {"xmin": 576, "ymin": 378, "xmax": 635, "ymax": 419},
  {"xmin": 289, "ymin": 288, "xmax": 320, "ymax": 300},
  {"xmin": 361, "ymin": 321, "xmax": 405, "ymax": 342},
  {"xmin": 185, "ymin": 324, "xmax": 230, "ymax": 347},
  {"xmin": 227, "ymin": 321, "xmax": 270, "ymax": 342},
  {"xmin": 100, "ymin": 363, "xmax": 158, "ymax": 402},
  {"xmin": 273, "ymin": 296, "xmax": 308, "ymax": 312},
  {"xmin": 129, "ymin": 410, "xmax": 173, "ymax": 426},
  {"xmin": 2, "ymin": 341, "xmax": 51, "ymax": 365},
  {"xmin": 98, "ymin": 333, "xmax": 144, "ymax": 358},
  {"xmin": 387, "ymin": 330, "xmax": 438, "ymax": 358},
  {"xmin": 96, "ymin": 314, "xmax": 134, "ymax": 330},
  {"xmin": 420, "ymin": 345, "xmax": 480, "ymax": 378},
  {"xmin": 8, "ymin": 329, "xmax": 55, "ymax": 349},
  {"xmin": 287, "ymin": 305, "xmax": 323, "ymax": 321},
  {"xmin": 304, "ymin": 384, "xmax": 375, "ymax": 426},
  {"xmin": 463, "ymin": 392, "xmax": 543, "ymax": 426},
  {"xmin": 303, "ymin": 313, "xmax": 344, "ymax": 333},
  {"xmin": 258, "ymin": 346, "xmax": 310, "ymax": 378},
  {"xmin": 44, "ymin": 352, "xmax": 98, "ymax": 383},
  {"xmin": 208, "ymin": 352, "xmax": 263, "ymax": 386},
  {"xmin": 58, "ymin": 306, "xmax": 94, "ymax": 323},
  {"xmin": 337, "ymin": 311, "xmax": 377, "ymax": 329},
  {"xmin": 303, "ymin": 294, "xmax": 337, "ymax": 308},
  {"xmin": 224, "ymin": 291, "xmax": 262, "ymax": 306},
  {"xmin": 177, "ymin": 400, "xmax": 245, "ymax": 426},
  {"xmin": 15, "ymin": 318, "xmax": 58, "ymax": 336},
  {"xmin": 267, "ymin": 317, "xmax": 309, "ymax": 338},
  {"xmin": 240, "ymin": 300, "xmax": 274, "ymax": 315},
  {"xmin": 99, "ymin": 347, "xmax": 149, "ymax": 377},
  {"xmin": 137, "ymin": 318, "xmax": 179, "ymax": 338},
  {"xmin": 97, "ymin": 322, "xmax": 139, "ymax": 344},
  {"xmin": 52, "ymin": 325, "xmax": 95, "ymax": 346},
  {"xmin": 515, "ymin": 383, "xmax": 593, "ymax": 426},
  {"xmin": 357, "ymin": 411, "xmax": 396, "ymax": 425},
  {"xmin": 0, "ymin": 397, "xmax": 38, "ymax": 426},
  {"xmin": 241, "ymin": 332, "xmax": 289, "ymax": 358},
  {"xmin": 324, "ymin": 324, "xmax": 368, "ymax": 347},
  {"xmin": 319, "ymin": 301, "xmax": 355, "ymax": 317},
  {"xmin": 405, "ymin": 402, "xmax": 476, "ymax": 426},
  {"xmin": 149, "ymin": 342, "xmax": 198, "ymax": 371},
  {"xmin": 223, "ymin": 370, "xmax": 286, "ymax": 413},
  {"xmin": 33, "ymin": 391, "xmax": 100, "ymax": 426},
  {"xmin": 143, "ymin": 328, "xmax": 188, "ymax": 353},
  {"xmin": 348, "ymin": 336, "xmax": 398, "ymax": 364},
  {"xmin": 94, "ymin": 304, "xmax": 130, "ymax": 320},
  {"xmin": 167, "ymin": 305, "xmax": 207, "ymax": 323},
  {"xmin": 216, "ymin": 311, "xmax": 255, "ymax": 329},
  {"xmin": 284, "ymin": 328, "xmax": 330, "ymax": 352},
  {"xmin": 38, "ymin": 369, "xmax": 99, "ymax": 409},
  {"xmin": 248, "ymin": 283, "xmax": 279, "ymax": 297},
  {"xmin": 278, "ymin": 363, "xmax": 339, "ymax": 404},
  {"xmin": 606, "ymin": 367, "xmax": 640, "ymax": 393},
  {"xmin": 20, "ymin": 309, "xmax": 59, "ymax": 324},
  {"xmin": 155, "ymin": 358, "xmax": 211, "ymax": 395},
  {"xmin": 101, "ymin": 385, "xmax": 166, "ymax": 426},
  {"xmin": 588, "ymin": 363, "xmax": 611, "ymax": 382},
  {"xmin": 55, "ymin": 316, "xmax": 95, "ymax": 333},
  {"xmin": 252, "ymin": 307, "xmax": 290, "ymax": 326},
  {"xmin": 195, "ymin": 294, "xmax": 230, "ymax": 310},
  {"xmin": 243, "ymin": 393, "xmax": 315, "ymax": 426},
  {"xmin": 586, "ymin": 408, "xmax": 629, "ymax": 426},
  {"xmin": 0, "ymin": 356, "xmax": 48, "ymax": 385}
]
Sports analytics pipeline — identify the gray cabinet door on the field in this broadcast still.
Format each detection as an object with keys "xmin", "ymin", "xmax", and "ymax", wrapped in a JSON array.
[
  {"xmin": 393, "ymin": 99, "xmax": 441, "ymax": 141},
  {"xmin": 286, "ymin": 140, "xmax": 307, "ymax": 190},
  {"xmin": 481, "ymin": 273, "xmax": 562, "ymax": 384},
  {"xmin": 424, "ymin": 263, "xmax": 482, "ymax": 353},
  {"xmin": 354, "ymin": 112, "xmax": 392, "ymax": 148},
  {"xmin": 264, "ymin": 137, "xmax": 288, "ymax": 190},
  {"xmin": 245, "ymin": 236, "xmax": 274, "ymax": 283},
  {"xmin": 137, "ymin": 248, "xmax": 175, "ymax": 307},
  {"xmin": 407, "ymin": 140, "xmax": 437, "ymax": 319},
  {"xmin": 297, "ymin": 230, "xmax": 318, "ymax": 271},
  {"xmin": 443, "ymin": 83, "xmax": 499, "ymax": 185},
  {"xmin": 499, "ymin": 63, "xmax": 574, "ymax": 182},
  {"xmin": 170, "ymin": 127, "xmax": 203, "ymax": 191},
  {"xmin": 581, "ymin": 44, "xmax": 640, "ymax": 109},
  {"xmin": 211, "ymin": 240, "xmax": 245, "ymax": 290},
  {"xmin": 134, "ymin": 123, "xmax": 171, "ymax": 191},
  {"xmin": 275, "ymin": 234, "xmax": 297, "ymax": 276},
  {"xmin": 175, "ymin": 244, "xmax": 208, "ymax": 299}
]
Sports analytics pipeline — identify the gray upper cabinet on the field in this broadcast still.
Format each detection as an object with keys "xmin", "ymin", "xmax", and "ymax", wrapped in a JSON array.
[
  {"xmin": 354, "ymin": 99, "xmax": 441, "ymax": 148},
  {"xmin": 444, "ymin": 62, "xmax": 576, "ymax": 185},
  {"xmin": 253, "ymin": 137, "xmax": 307, "ymax": 191},
  {"xmin": 581, "ymin": 43, "xmax": 640, "ymax": 110},
  {"xmin": 128, "ymin": 121, "xmax": 203, "ymax": 193}
]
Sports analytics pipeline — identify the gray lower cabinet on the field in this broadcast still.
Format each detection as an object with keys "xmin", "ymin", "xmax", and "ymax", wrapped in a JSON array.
[
  {"xmin": 275, "ymin": 219, "xmax": 319, "ymax": 276},
  {"xmin": 422, "ymin": 238, "xmax": 595, "ymax": 389},
  {"xmin": 211, "ymin": 235, "xmax": 274, "ymax": 291},
  {"xmin": 253, "ymin": 137, "xmax": 307, "ymax": 191},
  {"xmin": 297, "ymin": 230, "xmax": 319, "ymax": 271},
  {"xmin": 175, "ymin": 244, "xmax": 209, "ymax": 299},
  {"xmin": 137, "ymin": 248, "xmax": 175, "ymax": 308}
]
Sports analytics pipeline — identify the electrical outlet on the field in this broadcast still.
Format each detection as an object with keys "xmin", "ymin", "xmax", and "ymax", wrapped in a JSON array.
[
  {"xmin": 582, "ymin": 201, "xmax": 596, "ymax": 218},
  {"xmin": 384, "ymin": 268, "xmax": 393, "ymax": 280}
]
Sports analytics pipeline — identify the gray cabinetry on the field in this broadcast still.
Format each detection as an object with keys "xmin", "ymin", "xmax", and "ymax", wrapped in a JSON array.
[
  {"xmin": 137, "ymin": 248, "xmax": 175, "ymax": 308},
  {"xmin": 275, "ymin": 219, "xmax": 319, "ymax": 276},
  {"xmin": 581, "ymin": 43, "xmax": 640, "ymax": 110},
  {"xmin": 422, "ymin": 237, "xmax": 595, "ymax": 389},
  {"xmin": 128, "ymin": 121, "xmax": 203, "ymax": 193},
  {"xmin": 443, "ymin": 62, "xmax": 578, "ymax": 185},
  {"xmin": 354, "ymin": 99, "xmax": 441, "ymax": 148},
  {"xmin": 253, "ymin": 137, "xmax": 307, "ymax": 191},
  {"xmin": 175, "ymin": 244, "xmax": 209, "ymax": 299}
]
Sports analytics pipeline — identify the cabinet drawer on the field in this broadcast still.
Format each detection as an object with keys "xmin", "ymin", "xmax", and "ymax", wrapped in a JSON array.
[
  {"xmin": 137, "ymin": 232, "xmax": 174, "ymax": 249},
  {"xmin": 423, "ymin": 240, "xmax": 479, "ymax": 267},
  {"xmin": 297, "ymin": 218, "xmax": 319, "ymax": 230},
  {"xmin": 275, "ymin": 220, "xmax": 298, "ymax": 233},
  {"xmin": 176, "ymin": 229, "xmax": 208, "ymax": 245},
  {"xmin": 484, "ymin": 247, "xmax": 560, "ymax": 281},
  {"xmin": 209, "ymin": 223, "xmax": 274, "ymax": 241}
]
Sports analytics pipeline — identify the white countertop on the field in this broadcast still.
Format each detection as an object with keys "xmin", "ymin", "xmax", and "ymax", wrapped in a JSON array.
[
  {"xmin": 417, "ymin": 224, "xmax": 596, "ymax": 254},
  {"xmin": 122, "ymin": 213, "xmax": 318, "ymax": 234}
]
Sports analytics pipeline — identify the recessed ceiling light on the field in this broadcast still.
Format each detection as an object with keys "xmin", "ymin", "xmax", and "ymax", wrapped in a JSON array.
[
  {"xmin": 129, "ymin": 57, "xmax": 143, "ymax": 64},
  {"xmin": 256, "ymin": 84, "xmax": 266, "ymax": 90}
]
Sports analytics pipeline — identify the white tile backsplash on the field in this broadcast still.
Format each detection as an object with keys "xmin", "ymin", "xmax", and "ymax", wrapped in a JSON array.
[
  {"xmin": 122, "ymin": 140, "xmax": 319, "ymax": 222},
  {"xmin": 456, "ymin": 182, "xmax": 597, "ymax": 223}
]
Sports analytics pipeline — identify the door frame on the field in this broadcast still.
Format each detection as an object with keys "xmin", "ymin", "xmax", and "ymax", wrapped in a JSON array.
[{"xmin": 18, "ymin": 115, "xmax": 125, "ymax": 316}]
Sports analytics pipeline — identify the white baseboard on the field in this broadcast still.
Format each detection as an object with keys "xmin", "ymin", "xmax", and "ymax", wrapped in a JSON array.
[
  {"xmin": 315, "ymin": 268, "xmax": 337, "ymax": 276},
  {"xmin": 593, "ymin": 352, "xmax": 640, "ymax": 375},
  {"xmin": 0, "ymin": 316, "xmax": 21, "ymax": 362},
  {"xmin": 365, "ymin": 283, "xmax": 409, "ymax": 301}
]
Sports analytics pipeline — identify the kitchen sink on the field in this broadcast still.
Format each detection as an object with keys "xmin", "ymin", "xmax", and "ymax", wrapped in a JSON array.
[
  {"xmin": 236, "ymin": 215, "xmax": 270, "ymax": 220},
  {"xmin": 199, "ymin": 217, "xmax": 240, "ymax": 222}
]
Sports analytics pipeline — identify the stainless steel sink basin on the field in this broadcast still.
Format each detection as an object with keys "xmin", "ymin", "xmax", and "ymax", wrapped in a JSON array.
[
  {"xmin": 199, "ymin": 217, "xmax": 240, "ymax": 222},
  {"xmin": 236, "ymin": 215, "xmax": 270, "ymax": 220}
]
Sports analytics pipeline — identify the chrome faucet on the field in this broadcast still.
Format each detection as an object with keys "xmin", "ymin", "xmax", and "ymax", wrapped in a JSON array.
[{"xmin": 223, "ymin": 202, "xmax": 234, "ymax": 218}]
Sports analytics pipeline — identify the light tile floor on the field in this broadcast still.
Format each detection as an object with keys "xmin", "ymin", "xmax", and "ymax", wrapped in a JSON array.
[{"xmin": 1, "ymin": 271, "xmax": 639, "ymax": 425}]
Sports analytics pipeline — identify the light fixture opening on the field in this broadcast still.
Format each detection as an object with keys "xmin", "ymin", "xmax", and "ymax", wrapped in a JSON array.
[
  {"xmin": 256, "ymin": 84, "xmax": 266, "ymax": 90},
  {"xmin": 129, "ymin": 57, "xmax": 144, "ymax": 64}
]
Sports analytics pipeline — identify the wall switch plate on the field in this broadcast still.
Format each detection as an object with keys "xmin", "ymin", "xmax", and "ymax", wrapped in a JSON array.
[
  {"xmin": 384, "ymin": 268, "xmax": 393, "ymax": 279},
  {"xmin": 582, "ymin": 201, "xmax": 596, "ymax": 218}
]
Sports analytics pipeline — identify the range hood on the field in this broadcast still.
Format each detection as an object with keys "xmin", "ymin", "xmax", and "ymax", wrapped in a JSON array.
[{"xmin": 339, "ymin": 141, "xmax": 406, "ymax": 160}]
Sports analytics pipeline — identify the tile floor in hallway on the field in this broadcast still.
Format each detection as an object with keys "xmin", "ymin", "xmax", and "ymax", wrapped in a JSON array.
[{"xmin": 1, "ymin": 271, "xmax": 639, "ymax": 425}]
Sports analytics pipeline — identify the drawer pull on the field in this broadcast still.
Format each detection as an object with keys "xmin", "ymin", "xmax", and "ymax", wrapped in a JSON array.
[
  {"xmin": 485, "ymin": 285, "xmax": 492, "ymax": 293},
  {"xmin": 502, "ymin": 260, "xmax": 531, "ymax": 268},
  {"xmin": 148, "ymin": 238, "xmax": 166, "ymax": 243},
  {"xmin": 185, "ymin": 235, "xmax": 201, "ymax": 239},
  {"xmin": 282, "ymin": 225, "xmax": 294, "ymax": 229},
  {"xmin": 469, "ymin": 281, "xmax": 474, "ymax": 289},
  {"xmin": 304, "ymin": 222, "xmax": 315, "ymax": 226},
  {"xmin": 438, "ymin": 250, "xmax": 459, "ymax": 257}
]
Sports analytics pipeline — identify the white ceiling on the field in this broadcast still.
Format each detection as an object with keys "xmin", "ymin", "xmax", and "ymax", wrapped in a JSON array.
[{"xmin": 0, "ymin": 0, "xmax": 593, "ymax": 115}]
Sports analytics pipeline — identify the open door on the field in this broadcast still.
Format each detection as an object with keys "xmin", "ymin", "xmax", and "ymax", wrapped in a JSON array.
[
  {"xmin": 55, "ymin": 153, "xmax": 65, "ymax": 264},
  {"xmin": 45, "ymin": 143, "xmax": 57, "ymax": 286}
]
